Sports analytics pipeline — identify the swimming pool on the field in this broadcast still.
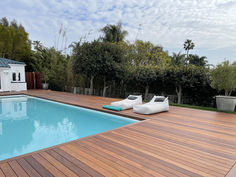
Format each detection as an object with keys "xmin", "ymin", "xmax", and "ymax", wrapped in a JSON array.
[{"xmin": 0, "ymin": 95, "xmax": 137, "ymax": 161}]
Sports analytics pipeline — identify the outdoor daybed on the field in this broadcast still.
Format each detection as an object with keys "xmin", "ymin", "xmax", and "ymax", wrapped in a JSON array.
[
  {"xmin": 133, "ymin": 96, "xmax": 169, "ymax": 114},
  {"xmin": 111, "ymin": 95, "xmax": 142, "ymax": 110}
]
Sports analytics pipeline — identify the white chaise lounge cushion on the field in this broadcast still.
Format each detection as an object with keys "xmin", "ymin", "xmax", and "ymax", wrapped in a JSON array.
[
  {"xmin": 111, "ymin": 95, "xmax": 142, "ymax": 110},
  {"xmin": 133, "ymin": 95, "xmax": 169, "ymax": 114}
]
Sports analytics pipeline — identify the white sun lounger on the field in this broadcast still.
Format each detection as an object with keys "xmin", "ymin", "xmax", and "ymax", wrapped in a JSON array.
[
  {"xmin": 111, "ymin": 95, "xmax": 142, "ymax": 110},
  {"xmin": 133, "ymin": 96, "xmax": 169, "ymax": 114}
]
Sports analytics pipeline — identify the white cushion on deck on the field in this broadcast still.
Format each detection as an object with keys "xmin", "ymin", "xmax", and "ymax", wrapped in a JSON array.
[
  {"xmin": 111, "ymin": 95, "xmax": 142, "ymax": 110},
  {"xmin": 133, "ymin": 96, "xmax": 169, "ymax": 114}
]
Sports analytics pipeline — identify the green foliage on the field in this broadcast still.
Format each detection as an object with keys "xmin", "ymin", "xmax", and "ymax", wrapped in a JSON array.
[
  {"xmin": 210, "ymin": 60, "xmax": 236, "ymax": 96},
  {"xmin": 135, "ymin": 65, "xmax": 156, "ymax": 85},
  {"xmin": 100, "ymin": 22, "xmax": 128, "ymax": 43},
  {"xmin": 0, "ymin": 17, "xmax": 31, "ymax": 65},
  {"xmin": 31, "ymin": 42, "xmax": 69, "ymax": 90},
  {"xmin": 188, "ymin": 54, "xmax": 208, "ymax": 67},
  {"xmin": 71, "ymin": 40, "xmax": 125, "ymax": 96},
  {"xmin": 129, "ymin": 40, "xmax": 171, "ymax": 67},
  {"xmin": 0, "ymin": 18, "xmax": 221, "ymax": 106},
  {"xmin": 171, "ymin": 52, "xmax": 186, "ymax": 65},
  {"xmin": 41, "ymin": 67, "xmax": 50, "ymax": 83}
]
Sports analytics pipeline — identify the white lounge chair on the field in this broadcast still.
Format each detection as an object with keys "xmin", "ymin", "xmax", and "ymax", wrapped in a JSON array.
[
  {"xmin": 133, "ymin": 96, "xmax": 169, "ymax": 114},
  {"xmin": 111, "ymin": 95, "xmax": 142, "ymax": 110}
]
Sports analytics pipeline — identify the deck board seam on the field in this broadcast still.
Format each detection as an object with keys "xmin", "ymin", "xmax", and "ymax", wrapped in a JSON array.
[{"xmin": 48, "ymin": 149, "xmax": 93, "ymax": 177}]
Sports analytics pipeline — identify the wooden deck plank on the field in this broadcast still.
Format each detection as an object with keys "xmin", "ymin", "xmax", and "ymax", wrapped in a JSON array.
[
  {"xmin": 61, "ymin": 144, "xmax": 128, "ymax": 177},
  {"xmin": 102, "ymin": 131, "xmax": 225, "ymax": 176},
  {"xmin": 0, "ymin": 90, "xmax": 235, "ymax": 177},
  {"xmin": 0, "ymin": 163, "xmax": 17, "ymax": 177},
  {"xmin": 39, "ymin": 151, "xmax": 79, "ymax": 177},
  {"xmin": 16, "ymin": 158, "xmax": 41, "ymax": 177},
  {"xmin": 82, "ymin": 138, "xmax": 158, "ymax": 177},
  {"xmin": 75, "ymin": 140, "xmax": 149, "ymax": 177},
  {"xmin": 118, "ymin": 127, "xmax": 233, "ymax": 167},
  {"xmin": 32, "ymin": 153, "xmax": 67, "ymax": 177},
  {"xmin": 134, "ymin": 122, "xmax": 236, "ymax": 159},
  {"xmin": 24, "ymin": 156, "xmax": 54, "ymax": 177},
  {"xmin": 0, "ymin": 168, "xmax": 4, "ymax": 177},
  {"xmin": 88, "ymin": 136, "xmax": 202, "ymax": 177},
  {"xmin": 71, "ymin": 141, "xmax": 141, "ymax": 177},
  {"xmin": 8, "ymin": 160, "xmax": 29, "ymax": 177},
  {"xmin": 52, "ymin": 148, "xmax": 103, "ymax": 177},
  {"xmin": 81, "ymin": 137, "xmax": 192, "ymax": 177},
  {"xmin": 111, "ymin": 128, "xmax": 231, "ymax": 171},
  {"xmin": 46, "ymin": 149, "xmax": 91, "ymax": 177}
]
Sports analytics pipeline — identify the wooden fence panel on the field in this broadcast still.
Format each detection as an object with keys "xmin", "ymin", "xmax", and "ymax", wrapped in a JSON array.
[
  {"xmin": 25, "ymin": 72, "xmax": 42, "ymax": 89},
  {"xmin": 35, "ymin": 72, "xmax": 42, "ymax": 89}
]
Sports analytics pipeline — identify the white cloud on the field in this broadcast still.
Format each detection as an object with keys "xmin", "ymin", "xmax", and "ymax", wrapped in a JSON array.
[{"xmin": 0, "ymin": 0, "xmax": 236, "ymax": 64}]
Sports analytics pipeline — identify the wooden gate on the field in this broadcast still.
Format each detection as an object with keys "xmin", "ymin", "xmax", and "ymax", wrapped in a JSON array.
[{"xmin": 25, "ymin": 72, "xmax": 42, "ymax": 89}]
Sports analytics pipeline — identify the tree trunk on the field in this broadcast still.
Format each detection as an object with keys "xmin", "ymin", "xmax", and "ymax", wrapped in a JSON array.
[
  {"xmin": 229, "ymin": 90, "xmax": 232, "ymax": 96},
  {"xmin": 186, "ymin": 50, "xmax": 189, "ymax": 59},
  {"xmin": 103, "ymin": 78, "xmax": 109, "ymax": 97},
  {"xmin": 225, "ymin": 90, "xmax": 232, "ymax": 96},
  {"xmin": 144, "ymin": 85, "xmax": 149, "ymax": 101},
  {"xmin": 89, "ymin": 75, "xmax": 94, "ymax": 95},
  {"xmin": 120, "ymin": 80, "xmax": 124, "ymax": 96},
  {"xmin": 176, "ymin": 85, "xmax": 182, "ymax": 104},
  {"xmin": 225, "ymin": 90, "xmax": 228, "ymax": 96}
]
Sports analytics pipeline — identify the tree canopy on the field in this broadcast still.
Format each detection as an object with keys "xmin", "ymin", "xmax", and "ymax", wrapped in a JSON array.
[
  {"xmin": 0, "ymin": 17, "xmax": 31, "ymax": 64},
  {"xmin": 1, "ymin": 17, "xmax": 234, "ymax": 107},
  {"xmin": 184, "ymin": 39, "xmax": 195, "ymax": 58},
  {"xmin": 210, "ymin": 60, "xmax": 236, "ymax": 96},
  {"xmin": 100, "ymin": 21, "xmax": 128, "ymax": 43}
]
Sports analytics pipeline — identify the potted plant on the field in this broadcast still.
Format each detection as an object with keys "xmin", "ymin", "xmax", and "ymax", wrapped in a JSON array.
[
  {"xmin": 210, "ymin": 60, "xmax": 236, "ymax": 112},
  {"xmin": 42, "ymin": 68, "xmax": 50, "ymax": 90}
]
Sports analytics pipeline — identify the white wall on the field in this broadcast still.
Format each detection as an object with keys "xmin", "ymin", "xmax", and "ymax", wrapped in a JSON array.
[
  {"xmin": 0, "ymin": 68, "xmax": 10, "ymax": 92},
  {"xmin": 9, "ymin": 64, "xmax": 27, "ymax": 91},
  {"xmin": 0, "ymin": 64, "xmax": 27, "ymax": 92}
]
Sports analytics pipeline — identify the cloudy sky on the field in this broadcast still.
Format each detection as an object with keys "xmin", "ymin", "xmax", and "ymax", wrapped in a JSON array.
[{"xmin": 1, "ymin": 0, "xmax": 236, "ymax": 65}]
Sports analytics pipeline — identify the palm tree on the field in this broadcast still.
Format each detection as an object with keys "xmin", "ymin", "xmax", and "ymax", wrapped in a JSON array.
[
  {"xmin": 183, "ymin": 39, "xmax": 195, "ymax": 58},
  {"xmin": 171, "ymin": 52, "xmax": 186, "ymax": 65},
  {"xmin": 100, "ymin": 21, "xmax": 128, "ymax": 43},
  {"xmin": 188, "ymin": 54, "xmax": 208, "ymax": 67}
]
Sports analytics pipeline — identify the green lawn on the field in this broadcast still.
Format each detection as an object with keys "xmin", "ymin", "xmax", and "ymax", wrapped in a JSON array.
[{"xmin": 170, "ymin": 103, "xmax": 236, "ymax": 114}]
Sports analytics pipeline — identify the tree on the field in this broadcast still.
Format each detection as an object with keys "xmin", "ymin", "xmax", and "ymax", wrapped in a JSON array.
[
  {"xmin": 135, "ymin": 65, "xmax": 156, "ymax": 101},
  {"xmin": 71, "ymin": 41, "xmax": 101, "ymax": 95},
  {"xmin": 100, "ymin": 21, "xmax": 128, "ymax": 43},
  {"xmin": 99, "ymin": 42, "xmax": 125, "ymax": 97},
  {"xmin": 210, "ymin": 60, "xmax": 236, "ymax": 96},
  {"xmin": 0, "ymin": 17, "xmax": 9, "ymax": 26},
  {"xmin": 171, "ymin": 52, "xmax": 186, "ymax": 65},
  {"xmin": 188, "ymin": 54, "xmax": 208, "ymax": 67},
  {"xmin": 183, "ymin": 39, "xmax": 195, "ymax": 58},
  {"xmin": 0, "ymin": 17, "xmax": 31, "ymax": 66},
  {"xmin": 72, "ymin": 40, "xmax": 124, "ymax": 96},
  {"xmin": 168, "ymin": 65, "xmax": 206, "ymax": 104},
  {"xmin": 130, "ymin": 40, "xmax": 170, "ymax": 66},
  {"xmin": 31, "ymin": 42, "xmax": 69, "ymax": 90}
]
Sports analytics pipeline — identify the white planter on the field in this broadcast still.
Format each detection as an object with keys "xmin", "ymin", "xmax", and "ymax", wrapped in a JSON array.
[
  {"xmin": 42, "ymin": 83, "xmax": 49, "ymax": 90},
  {"xmin": 216, "ymin": 95, "xmax": 236, "ymax": 112}
]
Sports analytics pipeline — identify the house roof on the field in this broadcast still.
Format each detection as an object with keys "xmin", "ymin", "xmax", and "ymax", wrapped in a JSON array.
[{"xmin": 0, "ymin": 58, "xmax": 25, "ymax": 68}]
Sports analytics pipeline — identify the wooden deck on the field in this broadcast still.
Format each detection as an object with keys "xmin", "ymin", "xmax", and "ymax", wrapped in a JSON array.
[{"xmin": 0, "ymin": 90, "xmax": 236, "ymax": 177}]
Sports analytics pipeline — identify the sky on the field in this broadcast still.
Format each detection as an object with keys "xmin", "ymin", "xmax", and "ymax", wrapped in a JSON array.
[{"xmin": 1, "ymin": 0, "xmax": 236, "ymax": 65}]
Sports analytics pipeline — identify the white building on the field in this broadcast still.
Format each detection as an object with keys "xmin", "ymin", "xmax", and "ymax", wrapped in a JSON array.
[{"xmin": 0, "ymin": 58, "xmax": 27, "ymax": 92}]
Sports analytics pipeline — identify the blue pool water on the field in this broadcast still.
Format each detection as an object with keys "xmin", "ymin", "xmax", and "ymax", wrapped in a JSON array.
[{"xmin": 0, "ymin": 95, "xmax": 137, "ymax": 161}]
